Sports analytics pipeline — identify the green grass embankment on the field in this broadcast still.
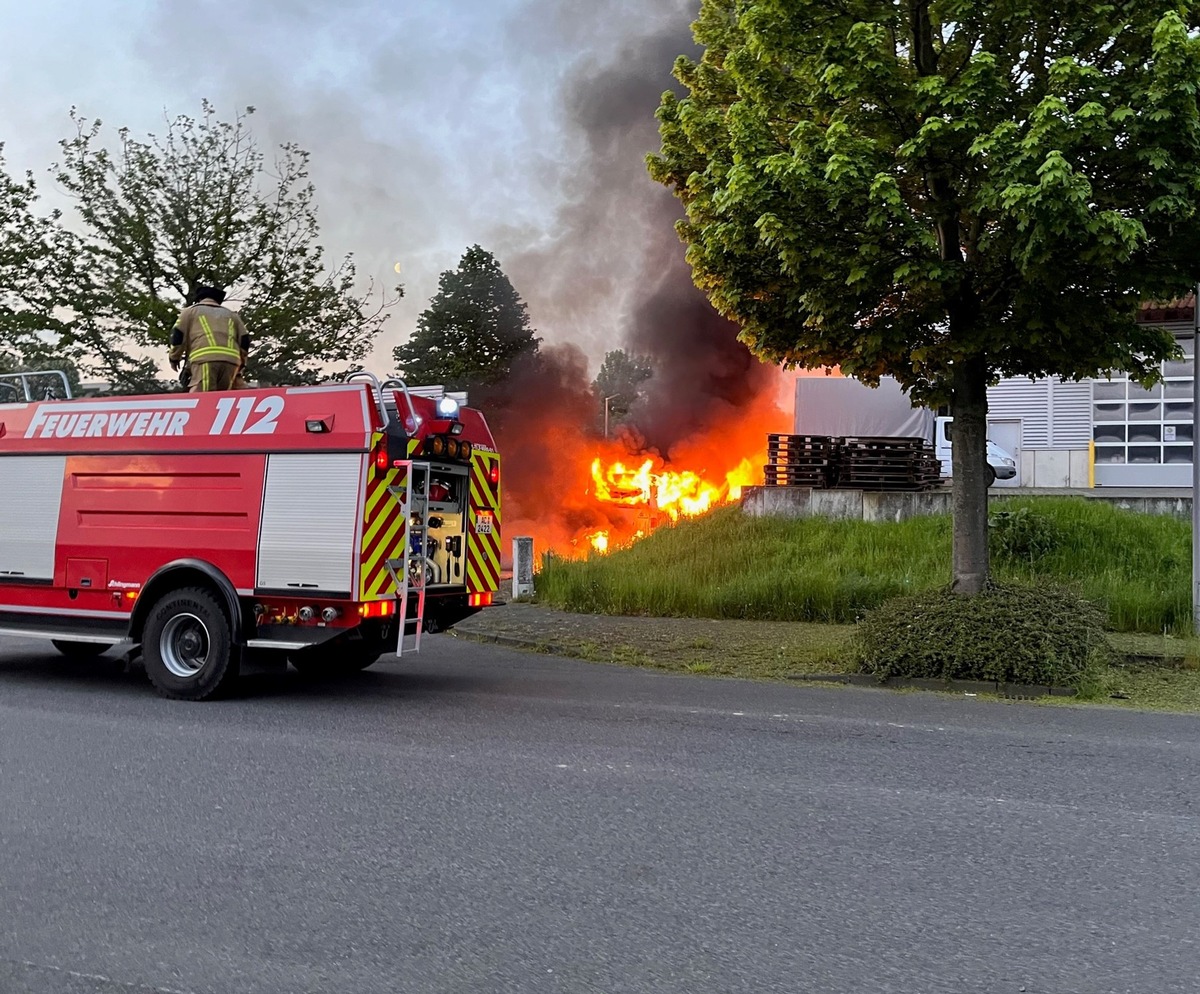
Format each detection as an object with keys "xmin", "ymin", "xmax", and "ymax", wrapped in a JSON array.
[{"xmin": 536, "ymin": 497, "xmax": 1191, "ymax": 635}]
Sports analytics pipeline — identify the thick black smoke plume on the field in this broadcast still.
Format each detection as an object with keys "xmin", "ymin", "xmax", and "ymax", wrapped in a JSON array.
[{"xmin": 507, "ymin": 0, "xmax": 774, "ymax": 458}]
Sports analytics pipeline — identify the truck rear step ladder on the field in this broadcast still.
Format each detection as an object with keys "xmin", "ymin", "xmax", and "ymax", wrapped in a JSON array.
[{"xmin": 384, "ymin": 460, "xmax": 431, "ymax": 656}]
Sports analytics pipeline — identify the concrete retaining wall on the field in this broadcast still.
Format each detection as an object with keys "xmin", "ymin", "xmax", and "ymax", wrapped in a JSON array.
[
  {"xmin": 861, "ymin": 490, "xmax": 955, "ymax": 522},
  {"xmin": 741, "ymin": 486, "xmax": 1194, "ymax": 521},
  {"xmin": 741, "ymin": 487, "xmax": 952, "ymax": 521},
  {"xmin": 1100, "ymin": 496, "xmax": 1191, "ymax": 520}
]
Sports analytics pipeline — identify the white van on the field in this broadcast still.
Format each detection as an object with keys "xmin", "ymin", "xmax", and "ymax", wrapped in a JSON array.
[{"xmin": 934, "ymin": 417, "xmax": 1018, "ymax": 486}]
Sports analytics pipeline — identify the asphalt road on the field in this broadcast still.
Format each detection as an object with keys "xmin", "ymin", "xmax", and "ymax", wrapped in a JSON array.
[{"xmin": 1, "ymin": 635, "xmax": 1199, "ymax": 994}]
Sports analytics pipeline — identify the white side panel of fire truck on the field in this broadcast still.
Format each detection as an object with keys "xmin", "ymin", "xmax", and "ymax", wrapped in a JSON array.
[
  {"xmin": 256, "ymin": 453, "xmax": 363, "ymax": 595},
  {"xmin": 0, "ymin": 455, "xmax": 67, "ymax": 581}
]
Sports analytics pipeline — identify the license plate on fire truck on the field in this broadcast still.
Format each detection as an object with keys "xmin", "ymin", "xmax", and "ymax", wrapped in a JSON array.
[{"xmin": 475, "ymin": 511, "xmax": 494, "ymax": 534}]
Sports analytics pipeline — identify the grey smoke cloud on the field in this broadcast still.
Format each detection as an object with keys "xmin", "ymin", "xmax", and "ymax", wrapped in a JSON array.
[
  {"xmin": 501, "ymin": 1, "xmax": 699, "ymax": 354},
  {"xmin": 501, "ymin": 0, "xmax": 774, "ymax": 454},
  {"xmin": 0, "ymin": 0, "xmax": 770, "ymax": 439},
  {"xmin": 140, "ymin": 0, "xmax": 729, "ymax": 390}
]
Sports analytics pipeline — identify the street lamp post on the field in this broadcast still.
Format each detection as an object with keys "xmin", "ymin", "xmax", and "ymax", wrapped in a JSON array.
[
  {"xmin": 1193, "ymin": 285, "xmax": 1199, "ymax": 632},
  {"xmin": 604, "ymin": 394, "xmax": 619, "ymax": 439}
]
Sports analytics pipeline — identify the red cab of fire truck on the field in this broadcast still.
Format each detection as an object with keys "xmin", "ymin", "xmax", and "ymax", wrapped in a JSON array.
[{"xmin": 0, "ymin": 371, "xmax": 501, "ymax": 700}]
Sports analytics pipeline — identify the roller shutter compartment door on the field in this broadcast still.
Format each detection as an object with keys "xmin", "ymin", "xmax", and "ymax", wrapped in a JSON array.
[{"xmin": 0, "ymin": 456, "xmax": 66, "ymax": 581}]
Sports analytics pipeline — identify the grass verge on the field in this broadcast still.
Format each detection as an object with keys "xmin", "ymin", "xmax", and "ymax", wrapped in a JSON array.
[
  {"xmin": 536, "ymin": 497, "xmax": 1192, "ymax": 634},
  {"xmin": 458, "ymin": 608, "xmax": 1200, "ymax": 712},
  {"xmin": 467, "ymin": 614, "xmax": 854, "ymax": 681}
]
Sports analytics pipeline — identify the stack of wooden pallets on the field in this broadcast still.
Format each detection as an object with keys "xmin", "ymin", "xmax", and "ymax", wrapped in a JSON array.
[
  {"xmin": 763, "ymin": 434, "xmax": 840, "ymax": 488},
  {"xmin": 762, "ymin": 434, "xmax": 943, "ymax": 491},
  {"xmin": 836, "ymin": 436, "xmax": 942, "ymax": 491}
]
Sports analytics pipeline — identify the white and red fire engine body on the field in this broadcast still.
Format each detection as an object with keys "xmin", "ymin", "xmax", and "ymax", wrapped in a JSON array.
[{"xmin": 0, "ymin": 377, "xmax": 501, "ymax": 698}]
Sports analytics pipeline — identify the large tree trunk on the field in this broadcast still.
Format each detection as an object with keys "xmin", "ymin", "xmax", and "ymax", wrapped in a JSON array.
[{"xmin": 950, "ymin": 357, "xmax": 990, "ymax": 594}]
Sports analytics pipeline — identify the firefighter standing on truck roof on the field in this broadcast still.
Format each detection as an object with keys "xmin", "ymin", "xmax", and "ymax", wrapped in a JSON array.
[{"xmin": 168, "ymin": 285, "xmax": 250, "ymax": 392}]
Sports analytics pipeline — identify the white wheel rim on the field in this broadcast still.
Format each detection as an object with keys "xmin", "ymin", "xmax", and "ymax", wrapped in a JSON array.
[{"xmin": 160, "ymin": 613, "xmax": 211, "ymax": 679}]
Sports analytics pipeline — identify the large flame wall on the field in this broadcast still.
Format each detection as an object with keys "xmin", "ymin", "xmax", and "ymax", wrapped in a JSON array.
[{"xmin": 475, "ymin": 349, "xmax": 791, "ymax": 562}]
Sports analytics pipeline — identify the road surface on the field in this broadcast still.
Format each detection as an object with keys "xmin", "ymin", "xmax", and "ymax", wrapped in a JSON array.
[{"xmin": 1, "ymin": 633, "xmax": 1198, "ymax": 994}]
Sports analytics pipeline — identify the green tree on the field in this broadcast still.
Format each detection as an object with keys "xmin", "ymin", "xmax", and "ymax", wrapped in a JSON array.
[
  {"xmin": 393, "ymin": 245, "xmax": 539, "ymax": 390},
  {"xmin": 650, "ymin": 1, "xmax": 1200, "ymax": 593},
  {"xmin": 0, "ymin": 148, "xmax": 78, "ymax": 376},
  {"xmin": 593, "ymin": 349, "xmax": 654, "ymax": 429},
  {"xmin": 52, "ymin": 101, "xmax": 399, "ymax": 390}
]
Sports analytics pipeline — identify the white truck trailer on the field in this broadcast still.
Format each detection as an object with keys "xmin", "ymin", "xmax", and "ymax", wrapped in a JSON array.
[{"xmin": 793, "ymin": 375, "xmax": 1017, "ymax": 486}]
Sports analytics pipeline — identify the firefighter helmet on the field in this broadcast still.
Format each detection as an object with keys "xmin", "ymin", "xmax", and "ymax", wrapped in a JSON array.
[{"xmin": 194, "ymin": 284, "xmax": 226, "ymax": 305}]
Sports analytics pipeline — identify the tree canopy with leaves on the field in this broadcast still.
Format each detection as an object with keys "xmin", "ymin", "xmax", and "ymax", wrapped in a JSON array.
[
  {"xmin": 0, "ymin": 147, "xmax": 76, "ymax": 376},
  {"xmin": 52, "ymin": 102, "xmax": 399, "ymax": 390},
  {"xmin": 392, "ymin": 245, "xmax": 540, "ymax": 390},
  {"xmin": 650, "ymin": 1, "xmax": 1200, "ymax": 592},
  {"xmin": 592, "ymin": 348, "xmax": 654, "ymax": 428}
]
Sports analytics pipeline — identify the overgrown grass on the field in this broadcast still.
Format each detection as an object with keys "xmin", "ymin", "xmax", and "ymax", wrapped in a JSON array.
[
  {"xmin": 992, "ymin": 499, "xmax": 1190, "ymax": 633},
  {"xmin": 536, "ymin": 497, "xmax": 1191, "ymax": 634}
]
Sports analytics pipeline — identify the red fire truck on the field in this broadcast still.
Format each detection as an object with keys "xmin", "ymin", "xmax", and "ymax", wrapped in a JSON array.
[{"xmin": 0, "ymin": 372, "xmax": 502, "ymax": 699}]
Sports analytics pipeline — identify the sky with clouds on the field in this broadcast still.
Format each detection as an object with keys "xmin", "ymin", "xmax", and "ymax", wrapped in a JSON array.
[{"xmin": 0, "ymin": 0, "xmax": 702, "ymax": 374}]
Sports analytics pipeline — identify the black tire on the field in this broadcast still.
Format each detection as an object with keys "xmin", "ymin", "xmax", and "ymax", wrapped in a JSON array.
[
  {"xmin": 142, "ymin": 587, "xmax": 239, "ymax": 701},
  {"xmin": 985, "ymin": 465, "xmax": 998, "ymax": 487},
  {"xmin": 51, "ymin": 640, "xmax": 111, "ymax": 659},
  {"xmin": 290, "ymin": 643, "xmax": 382, "ymax": 678}
]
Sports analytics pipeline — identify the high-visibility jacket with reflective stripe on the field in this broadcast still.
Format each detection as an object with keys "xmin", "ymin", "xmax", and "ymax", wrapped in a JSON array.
[{"xmin": 168, "ymin": 301, "xmax": 248, "ymax": 366}]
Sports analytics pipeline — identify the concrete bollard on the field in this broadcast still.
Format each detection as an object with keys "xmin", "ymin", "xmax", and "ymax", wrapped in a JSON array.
[{"xmin": 512, "ymin": 536, "xmax": 535, "ymax": 599}]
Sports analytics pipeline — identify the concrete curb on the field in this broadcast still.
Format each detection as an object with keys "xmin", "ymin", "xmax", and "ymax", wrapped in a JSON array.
[
  {"xmin": 451, "ymin": 629, "xmax": 572, "ymax": 656},
  {"xmin": 451, "ymin": 628, "xmax": 1078, "ymax": 698}
]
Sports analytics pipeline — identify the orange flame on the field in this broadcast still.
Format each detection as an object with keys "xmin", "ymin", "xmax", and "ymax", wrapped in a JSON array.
[
  {"xmin": 510, "ymin": 365, "xmax": 793, "ymax": 561},
  {"xmin": 590, "ymin": 459, "xmax": 655, "ymax": 507},
  {"xmin": 587, "ymin": 453, "xmax": 759, "ymax": 544}
]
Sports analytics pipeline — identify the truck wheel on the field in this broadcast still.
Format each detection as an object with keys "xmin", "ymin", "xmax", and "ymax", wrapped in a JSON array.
[
  {"xmin": 51, "ymin": 640, "xmax": 111, "ymax": 659},
  {"xmin": 142, "ymin": 587, "xmax": 238, "ymax": 701},
  {"xmin": 986, "ymin": 465, "xmax": 997, "ymax": 487}
]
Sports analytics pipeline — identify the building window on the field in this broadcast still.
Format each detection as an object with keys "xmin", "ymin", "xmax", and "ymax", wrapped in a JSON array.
[{"xmin": 1092, "ymin": 336, "xmax": 1194, "ymax": 468}]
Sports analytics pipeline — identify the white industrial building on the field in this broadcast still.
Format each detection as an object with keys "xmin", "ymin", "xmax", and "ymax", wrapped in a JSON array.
[
  {"xmin": 987, "ymin": 300, "xmax": 1193, "ymax": 488},
  {"xmin": 789, "ymin": 300, "xmax": 1195, "ymax": 489}
]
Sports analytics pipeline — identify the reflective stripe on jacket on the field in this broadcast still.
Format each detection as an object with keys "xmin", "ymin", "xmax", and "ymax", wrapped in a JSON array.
[{"xmin": 168, "ymin": 300, "xmax": 248, "ymax": 366}]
